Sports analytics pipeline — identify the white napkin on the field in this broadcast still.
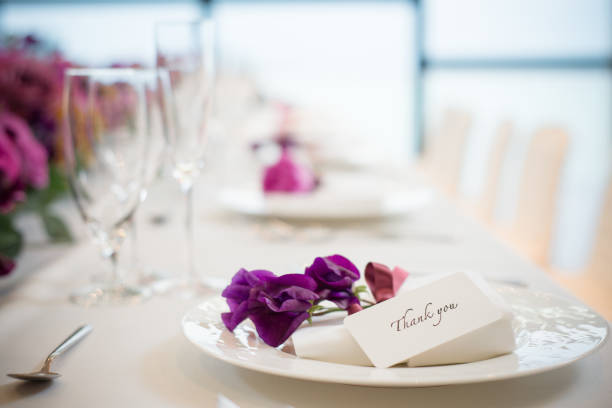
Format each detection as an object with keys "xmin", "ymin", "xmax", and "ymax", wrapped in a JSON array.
[
  {"xmin": 292, "ymin": 273, "xmax": 516, "ymax": 367},
  {"xmin": 290, "ymin": 315, "xmax": 371, "ymax": 366}
]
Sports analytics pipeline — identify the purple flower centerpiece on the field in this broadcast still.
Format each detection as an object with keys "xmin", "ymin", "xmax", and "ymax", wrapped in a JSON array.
[
  {"xmin": 222, "ymin": 268, "xmax": 319, "ymax": 347},
  {"xmin": 0, "ymin": 111, "xmax": 50, "ymax": 278},
  {"xmin": 253, "ymin": 103, "xmax": 319, "ymax": 194},
  {"xmin": 0, "ymin": 34, "xmax": 78, "ymax": 277},
  {"xmin": 0, "ymin": 34, "xmax": 137, "ymax": 277}
]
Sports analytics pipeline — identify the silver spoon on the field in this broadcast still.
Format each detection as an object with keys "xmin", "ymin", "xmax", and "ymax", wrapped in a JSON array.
[{"xmin": 7, "ymin": 324, "xmax": 93, "ymax": 382}]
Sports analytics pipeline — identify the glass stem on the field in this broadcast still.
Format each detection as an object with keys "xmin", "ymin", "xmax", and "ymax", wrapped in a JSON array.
[
  {"xmin": 110, "ymin": 250, "xmax": 120, "ymax": 287},
  {"xmin": 130, "ymin": 216, "xmax": 139, "ymax": 276},
  {"xmin": 185, "ymin": 185, "xmax": 196, "ymax": 282}
]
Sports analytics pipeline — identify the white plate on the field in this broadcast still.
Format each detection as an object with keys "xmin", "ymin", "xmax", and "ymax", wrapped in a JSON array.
[
  {"xmin": 218, "ymin": 187, "xmax": 432, "ymax": 220},
  {"xmin": 182, "ymin": 287, "xmax": 609, "ymax": 387}
]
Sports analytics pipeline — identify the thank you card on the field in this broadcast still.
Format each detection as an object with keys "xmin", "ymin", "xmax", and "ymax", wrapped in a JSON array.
[{"xmin": 344, "ymin": 272, "xmax": 504, "ymax": 368}]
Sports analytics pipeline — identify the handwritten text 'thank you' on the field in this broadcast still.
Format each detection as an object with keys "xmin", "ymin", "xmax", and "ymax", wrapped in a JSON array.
[{"xmin": 390, "ymin": 302, "xmax": 459, "ymax": 332}]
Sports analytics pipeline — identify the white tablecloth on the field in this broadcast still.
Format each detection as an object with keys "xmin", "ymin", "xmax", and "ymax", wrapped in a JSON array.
[{"xmin": 1, "ymin": 179, "xmax": 610, "ymax": 408}]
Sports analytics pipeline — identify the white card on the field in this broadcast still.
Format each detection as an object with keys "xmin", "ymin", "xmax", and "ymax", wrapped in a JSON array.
[{"xmin": 344, "ymin": 272, "xmax": 504, "ymax": 368}]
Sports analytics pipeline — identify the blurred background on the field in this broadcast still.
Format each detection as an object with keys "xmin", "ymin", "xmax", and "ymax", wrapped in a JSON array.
[{"xmin": 1, "ymin": 0, "xmax": 610, "ymax": 314}]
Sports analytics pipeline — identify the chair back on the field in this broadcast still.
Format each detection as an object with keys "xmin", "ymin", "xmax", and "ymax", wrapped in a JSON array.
[
  {"xmin": 423, "ymin": 109, "xmax": 471, "ymax": 195},
  {"xmin": 588, "ymin": 175, "xmax": 612, "ymax": 281},
  {"xmin": 514, "ymin": 127, "xmax": 569, "ymax": 264},
  {"xmin": 480, "ymin": 121, "xmax": 513, "ymax": 221}
]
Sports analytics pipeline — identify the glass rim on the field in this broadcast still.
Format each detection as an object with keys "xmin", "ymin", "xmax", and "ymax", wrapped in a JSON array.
[{"xmin": 154, "ymin": 18, "xmax": 210, "ymax": 27}]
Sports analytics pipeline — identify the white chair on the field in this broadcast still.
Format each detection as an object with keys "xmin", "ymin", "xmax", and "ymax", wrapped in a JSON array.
[
  {"xmin": 498, "ymin": 127, "xmax": 569, "ymax": 266},
  {"xmin": 480, "ymin": 121, "xmax": 513, "ymax": 221},
  {"xmin": 460, "ymin": 121, "xmax": 513, "ymax": 222},
  {"xmin": 422, "ymin": 109, "xmax": 472, "ymax": 196},
  {"xmin": 552, "ymin": 176, "xmax": 612, "ymax": 319}
]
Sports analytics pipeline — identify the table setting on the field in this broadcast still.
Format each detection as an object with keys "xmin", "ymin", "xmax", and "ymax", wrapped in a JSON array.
[{"xmin": 0, "ymin": 18, "xmax": 611, "ymax": 408}]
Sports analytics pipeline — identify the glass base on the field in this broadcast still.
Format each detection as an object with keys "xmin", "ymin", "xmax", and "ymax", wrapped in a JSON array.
[
  {"xmin": 138, "ymin": 266, "xmax": 172, "ymax": 287},
  {"xmin": 69, "ymin": 283, "xmax": 151, "ymax": 307}
]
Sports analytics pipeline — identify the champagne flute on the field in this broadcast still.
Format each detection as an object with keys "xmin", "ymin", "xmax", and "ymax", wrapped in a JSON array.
[
  {"xmin": 155, "ymin": 19, "xmax": 215, "ymax": 294},
  {"xmin": 63, "ymin": 68, "xmax": 155, "ymax": 305},
  {"xmin": 129, "ymin": 71, "xmax": 171, "ymax": 286}
]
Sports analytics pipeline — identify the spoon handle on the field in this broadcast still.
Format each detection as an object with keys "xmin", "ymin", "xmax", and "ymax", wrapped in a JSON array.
[{"xmin": 46, "ymin": 324, "xmax": 93, "ymax": 364}]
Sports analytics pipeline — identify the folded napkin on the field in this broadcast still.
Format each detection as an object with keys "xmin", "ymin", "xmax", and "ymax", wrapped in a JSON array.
[
  {"xmin": 262, "ymin": 150, "xmax": 317, "ymax": 194},
  {"xmin": 292, "ymin": 273, "xmax": 516, "ymax": 367},
  {"xmin": 290, "ymin": 315, "xmax": 371, "ymax": 366}
]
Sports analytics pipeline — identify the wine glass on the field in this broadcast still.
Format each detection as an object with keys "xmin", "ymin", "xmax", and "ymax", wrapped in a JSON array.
[
  {"xmin": 63, "ymin": 68, "xmax": 155, "ymax": 305},
  {"xmin": 155, "ymin": 19, "xmax": 215, "ymax": 294},
  {"xmin": 127, "ymin": 72, "xmax": 171, "ymax": 286}
]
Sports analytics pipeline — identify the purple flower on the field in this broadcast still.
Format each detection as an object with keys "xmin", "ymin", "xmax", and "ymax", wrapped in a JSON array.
[
  {"xmin": 0, "ymin": 112, "xmax": 48, "ymax": 213},
  {"xmin": 222, "ymin": 268, "xmax": 319, "ymax": 347},
  {"xmin": 0, "ymin": 125, "xmax": 25, "ymax": 213},
  {"xmin": 0, "ymin": 112, "xmax": 48, "ymax": 188},
  {"xmin": 263, "ymin": 150, "xmax": 316, "ymax": 194},
  {"xmin": 0, "ymin": 48, "xmax": 67, "ymax": 157},
  {"xmin": 0, "ymin": 126, "xmax": 21, "ymax": 184},
  {"xmin": 0, "ymin": 253, "xmax": 15, "ymax": 277},
  {"xmin": 305, "ymin": 254, "xmax": 361, "ymax": 309}
]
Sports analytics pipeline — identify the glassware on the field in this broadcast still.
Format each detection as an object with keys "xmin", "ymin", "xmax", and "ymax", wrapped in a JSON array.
[
  {"xmin": 155, "ymin": 19, "xmax": 215, "ymax": 294},
  {"xmin": 63, "ymin": 68, "xmax": 155, "ymax": 305},
  {"xmin": 128, "ymin": 71, "xmax": 171, "ymax": 286}
]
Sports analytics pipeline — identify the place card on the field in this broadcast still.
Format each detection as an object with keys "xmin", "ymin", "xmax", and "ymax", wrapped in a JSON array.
[{"xmin": 344, "ymin": 272, "xmax": 504, "ymax": 368}]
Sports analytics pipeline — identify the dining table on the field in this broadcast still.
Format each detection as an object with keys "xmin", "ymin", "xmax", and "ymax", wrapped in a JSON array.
[{"xmin": 1, "ymin": 172, "xmax": 610, "ymax": 408}]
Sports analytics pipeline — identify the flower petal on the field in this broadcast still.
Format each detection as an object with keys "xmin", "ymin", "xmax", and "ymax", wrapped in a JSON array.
[
  {"xmin": 221, "ymin": 301, "xmax": 249, "ymax": 331},
  {"xmin": 245, "ymin": 269, "xmax": 276, "ymax": 286},
  {"xmin": 326, "ymin": 254, "xmax": 360, "ymax": 279},
  {"xmin": 364, "ymin": 262, "xmax": 409, "ymax": 303},
  {"xmin": 263, "ymin": 297, "xmax": 312, "ymax": 313},
  {"xmin": 249, "ymin": 309, "xmax": 310, "ymax": 347},
  {"xmin": 305, "ymin": 255, "xmax": 359, "ymax": 290},
  {"xmin": 269, "ymin": 273, "xmax": 318, "ymax": 292},
  {"xmin": 323, "ymin": 289, "xmax": 360, "ymax": 309},
  {"xmin": 221, "ymin": 283, "xmax": 251, "ymax": 301}
]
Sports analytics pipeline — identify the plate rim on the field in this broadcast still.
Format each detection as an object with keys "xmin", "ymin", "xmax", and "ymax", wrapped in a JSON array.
[
  {"xmin": 182, "ymin": 288, "xmax": 610, "ymax": 387},
  {"xmin": 217, "ymin": 187, "xmax": 433, "ymax": 220}
]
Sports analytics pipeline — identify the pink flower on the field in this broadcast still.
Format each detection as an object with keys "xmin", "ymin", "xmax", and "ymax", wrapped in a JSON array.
[
  {"xmin": 364, "ymin": 262, "xmax": 409, "ymax": 303},
  {"xmin": 0, "ymin": 253, "xmax": 15, "ymax": 277},
  {"xmin": 0, "ymin": 112, "xmax": 48, "ymax": 187},
  {"xmin": 0, "ymin": 128, "xmax": 25, "ymax": 213},
  {"xmin": 0, "ymin": 111, "xmax": 48, "ymax": 212},
  {"xmin": 0, "ymin": 48, "xmax": 68, "ymax": 157},
  {"xmin": 263, "ymin": 151, "xmax": 317, "ymax": 193},
  {"xmin": 0, "ymin": 112, "xmax": 48, "ymax": 188},
  {"xmin": 0, "ymin": 127, "xmax": 20, "ymax": 184}
]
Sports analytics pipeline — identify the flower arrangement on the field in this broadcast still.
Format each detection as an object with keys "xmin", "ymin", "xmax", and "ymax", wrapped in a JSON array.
[
  {"xmin": 0, "ymin": 35, "xmax": 74, "ymax": 276},
  {"xmin": 221, "ymin": 254, "xmax": 409, "ymax": 347},
  {"xmin": 250, "ymin": 104, "xmax": 319, "ymax": 194}
]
